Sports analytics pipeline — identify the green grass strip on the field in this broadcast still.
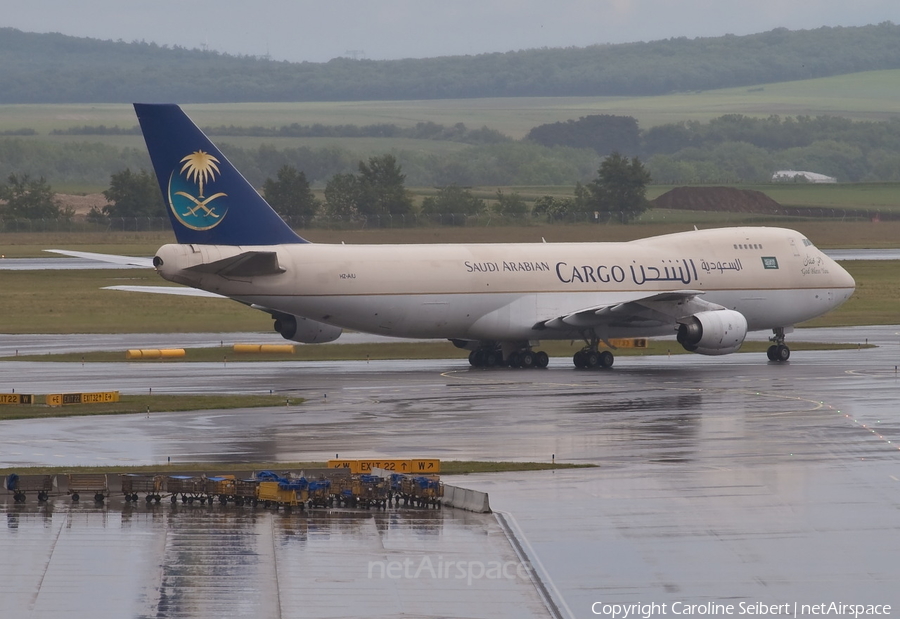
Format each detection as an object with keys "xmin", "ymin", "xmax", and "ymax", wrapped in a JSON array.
[
  {"xmin": 0, "ymin": 460, "xmax": 594, "ymax": 476},
  {"xmin": 0, "ymin": 394, "xmax": 296, "ymax": 422}
]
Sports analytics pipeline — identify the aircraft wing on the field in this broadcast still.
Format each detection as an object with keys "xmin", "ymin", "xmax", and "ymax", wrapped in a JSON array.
[
  {"xmin": 534, "ymin": 290, "xmax": 725, "ymax": 332},
  {"xmin": 103, "ymin": 285, "xmax": 227, "ymax": 298},
  {"xmin": 45, "ymin": 249, "xmax": 154, "ymax": 268}
]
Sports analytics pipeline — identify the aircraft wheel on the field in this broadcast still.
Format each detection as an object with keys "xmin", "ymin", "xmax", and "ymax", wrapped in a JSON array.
[
  {"xmin": 573, "ymin": 350, "xmax": 586, "ymax": 368},
  {"xmin": 775, "ymin": 344, "xmax": 790, "ymax": 361},
  {"xmin": 507, "ymin": 351, "xmax": 521, "ymax": 368},
  {"xmin": 484, "ymin": 351, "xmax": 500, "ymax": 367},
  {"xmin": 598, "ymin": 350, "xmax": 614, "ymax": 368},
  {"xmin": 468, "ymin": 351, "xmax": 478, "ymax": 366},
  {"xmin": 535, "ymin": 351, "xmax": 549, "ymax": 368},
  {"xmin": 586, "ymin": 351, "xmax": 600, "ymax": 368},
  {"xmin": 767, "ymin": 345, "xmax": 778, "ymax": 361},
  {"xmin": 520, "ymin": 351, "xmax": 535, "ymax": 368}
]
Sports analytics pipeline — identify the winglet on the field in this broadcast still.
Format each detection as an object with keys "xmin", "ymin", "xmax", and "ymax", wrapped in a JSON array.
[{"xmin": 134, "ymin": 103, "xmax": 308, "ymax": 246}]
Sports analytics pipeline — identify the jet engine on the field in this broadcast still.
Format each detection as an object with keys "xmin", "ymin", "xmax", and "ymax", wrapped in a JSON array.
[
  {"xmin": 676, "ymin": 310, "xmax": 748, "ymax": 356},
  {"xmin": 273, "ymin": 314, "xmax": 342, "ymax": 344}
]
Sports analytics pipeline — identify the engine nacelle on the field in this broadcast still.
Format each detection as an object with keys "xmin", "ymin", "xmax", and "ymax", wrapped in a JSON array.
[
  {"xmin": 273, "ymin": 314, "xmax": 342, "ymax": 344},
  {"xmin": 676, "ymin": 310, "xmax": 748, "ymax": 356}
]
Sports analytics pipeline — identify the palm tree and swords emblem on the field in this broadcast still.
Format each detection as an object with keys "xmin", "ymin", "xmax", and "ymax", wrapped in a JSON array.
[{"xmin": 169, "ymin": 150, "xmax": 229, "ymax": 229}]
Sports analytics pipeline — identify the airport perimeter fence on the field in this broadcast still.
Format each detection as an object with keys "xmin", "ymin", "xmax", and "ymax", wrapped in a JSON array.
[{"xmin": 0, "ymin": 207, "xmax": 891, "ymax": 234}]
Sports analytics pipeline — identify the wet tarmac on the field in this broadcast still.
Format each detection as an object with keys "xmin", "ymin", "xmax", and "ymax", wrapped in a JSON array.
[
  {"xmin": 2, "ymin": 500, "xmax": 548, "ymax": 619},
  {"xmin": 3, "ymin": 326, "xmax": 900, "ymax": 617}
]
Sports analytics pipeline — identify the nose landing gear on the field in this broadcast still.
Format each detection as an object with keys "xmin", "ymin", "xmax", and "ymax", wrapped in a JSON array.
[{"xmin": 767, "ymin": 327, "xmax": 791, "ymax": 362}]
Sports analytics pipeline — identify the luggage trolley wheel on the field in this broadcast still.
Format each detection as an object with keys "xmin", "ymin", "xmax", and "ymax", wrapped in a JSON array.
[
  {"xmin": 94, "ymin": 493, "xmax": 105, "ymax": 503},
  {"xmin": 71, "ymin": 493, "xmax": 80, "ymax": 502}
]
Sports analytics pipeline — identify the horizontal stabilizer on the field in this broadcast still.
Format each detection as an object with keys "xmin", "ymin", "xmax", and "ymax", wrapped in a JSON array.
[
  {"xmin": 104, "ymin": 285, "xmax": 226, "ymax": 298},
  {"xmin": 45, "ymin": 249, "xmax": 154, "ymax": 268},
  {"xmin": 185, "ymin": 251, "xmax": 285, "ymax": 278}
]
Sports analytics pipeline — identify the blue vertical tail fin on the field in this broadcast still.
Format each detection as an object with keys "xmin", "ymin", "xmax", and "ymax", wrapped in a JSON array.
[{"xmin": 134, "ymin": 103, "xmax": 308, "ymax": 245}]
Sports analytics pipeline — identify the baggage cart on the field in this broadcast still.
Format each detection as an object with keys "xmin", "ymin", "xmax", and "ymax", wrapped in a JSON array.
[
  {"xmin": 332, "ymin": 476, "xmax": 360, "ymax": 507},
  {"xmin": 307, "ymin": 479, "xmax": 332, "ymax": 508},
  {"xmin": 67, "ymin": 473, "xmax": 109, "ymax": 502},
  {"xmin": 257, "ymin": 480, "xmax": 307, "ymax": 510},
  {"xmin": 357, "ymin": 474, "xmax": 389, "ymax": 509},
  {"xmin": 395, "ymin": 474, "xmax": 443, "ymax": 508},
  {"xmin": 167, "ymin": 475, "xmax": 208, "ymax": 504},
  {"xmin": 389, "ymin": 473, "xmax": 406, "ymax": 506},
  {"xmin": 5, "ymin": 474, "xmax": 54, "ymax": 503},
  {"xmin": 121, "ymin": 474, "xmax": 165, "ymax": 503},
  {"xmin": 411, "ymin": 476, "xmax": 443, "ymax": 508},
  {"xmin": 234, "ymin": 478, "xmax": 259, "ymax": 506},
  {"xmin": 205, "ymin": 475, "xmax": 236, "ymax": 505}
]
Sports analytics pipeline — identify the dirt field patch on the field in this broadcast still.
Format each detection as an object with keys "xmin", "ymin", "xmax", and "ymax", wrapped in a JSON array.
[
  {"xmin": 55, "ymin": 193, "xmax": 106, "ymax": 215},
  {"xmin": 653, "ymin": 187, "xmax": 783, "ymax": 214}
]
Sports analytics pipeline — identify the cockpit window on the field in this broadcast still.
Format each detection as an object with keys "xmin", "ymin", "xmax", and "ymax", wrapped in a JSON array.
[{"xmin": 802, "ymin": 238, "xmax": 813, "ymax": 247}]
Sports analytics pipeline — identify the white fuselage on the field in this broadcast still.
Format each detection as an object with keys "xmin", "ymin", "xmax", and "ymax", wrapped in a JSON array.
[{"xmin": 154, "ymin": 227, "xmax": 855, "ymax": 343}]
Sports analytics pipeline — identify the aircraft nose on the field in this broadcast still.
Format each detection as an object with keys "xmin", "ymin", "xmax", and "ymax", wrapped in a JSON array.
[
  {"xmin": 826, "ymin": 256, "xmax": 856, "ymax": 309},
  {"xmin": 832, "ymin": 258, "xmax": 856, "ymax": 290}
]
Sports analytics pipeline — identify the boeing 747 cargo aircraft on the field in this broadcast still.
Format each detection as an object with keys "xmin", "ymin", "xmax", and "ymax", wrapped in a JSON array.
[{"xmin": 55, "ymin": 104, "xmax": 856, "ymax": 369}]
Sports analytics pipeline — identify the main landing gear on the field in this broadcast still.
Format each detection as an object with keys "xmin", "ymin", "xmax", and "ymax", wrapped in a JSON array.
[
  {"xmin": 766, "ymin": 327, "xmax": 791, "ymax": 362},
  {"xmin": 467, "ymin": 346, "xmax": 549, "ymax": 369},
  {"xmin": 572, "ymin": 347, "xmax": 614, "ymax": 369}
]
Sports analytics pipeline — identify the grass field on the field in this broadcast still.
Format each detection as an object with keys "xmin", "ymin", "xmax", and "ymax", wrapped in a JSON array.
[
  {"xmin": 2, "ymin": 69, "xmax": 900, "ymax": 142},
  {"xmin": 0, "ymin": 460, "xmax": 594, "ymax": 476},
  {"xmin": 0, "ymin": 394, "xmax": 294, "ymax": 422},
  {"xmin": 4, "ymin": 216, "xmax": 900, "ymax": 256}
]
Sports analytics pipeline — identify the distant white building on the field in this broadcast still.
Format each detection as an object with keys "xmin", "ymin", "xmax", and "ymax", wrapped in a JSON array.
[{"xmin": 771, "ymin": 170, "xmax": 837, "ymax": 184}]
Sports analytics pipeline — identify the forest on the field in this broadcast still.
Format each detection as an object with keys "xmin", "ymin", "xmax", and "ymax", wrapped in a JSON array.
[
  {"xmin": 5, "ymin": 112, "xmax": 900, "ymax": 189},
  {"xmin": 1, "ymin": 23, "xmax": 900, "ymax": 103}
]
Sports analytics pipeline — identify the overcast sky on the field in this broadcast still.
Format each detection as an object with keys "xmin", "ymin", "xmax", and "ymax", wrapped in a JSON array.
[{"xmin": 3, "ymin": 0, "xmax": 899, "ymax": 63}]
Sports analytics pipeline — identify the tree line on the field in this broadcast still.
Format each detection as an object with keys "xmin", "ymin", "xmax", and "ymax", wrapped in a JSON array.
[
  {"xmin": 51, "ymin": 120, "xmax": 511, "ymax": 145},
  {"xmin": 529, "ymin": 113, "xmax": 900, "ymax": 182},
  {"xmin": 2, "ymin": 23, "xmax": 900, "ymax": 103},
  {"xmin": 6, "ymin": 112, "xmax": 900, "ymax": 188},
  {"xmin": 1, "ymin": 153, "xmax": 652, "ymax": 226}
]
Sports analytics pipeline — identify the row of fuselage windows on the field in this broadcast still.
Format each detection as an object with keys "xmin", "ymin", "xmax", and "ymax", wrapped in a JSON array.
[{"xmin": 734, "ymin": 243, "xmax": 762, "ymax": 250}]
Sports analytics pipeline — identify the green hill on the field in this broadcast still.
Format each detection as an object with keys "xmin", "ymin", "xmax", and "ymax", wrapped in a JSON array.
[{"xmin": 2, "ymin": 23, "xmax": 900, "ymax": 103}]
